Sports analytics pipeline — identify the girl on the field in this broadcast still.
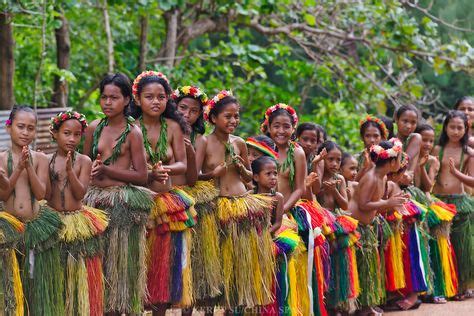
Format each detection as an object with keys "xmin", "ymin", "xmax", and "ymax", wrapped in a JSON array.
[
  {"xmin": 433, "ymin": 110, "xmax": 474, "ymax": 298},
  {"xmin": 315, "ymin": 141, "xmax": 348, "ymax": 211},
  {"xmin": 415, "ymin": 124, "xmax": 440, "ymax": 195},
  {"xmin": 82, "ymin": 73, "xmax": 153, "ymax": 315},
  {"xmin": 341, "ymin": 152, "xmax": 358, "ymax": 201},
  {"xmin": 200, "ymin": 90, "xmax": 274, "ymax": 310},
  {"xmin": 356, "ymin": 115, "xmax": 389, "ymax": 180},
  {"xmin": 296, "ymin": 122, "xmax": 325, "ymax": 172},
  {"xmin": 0, "ymin": 106, "xmax": 61, "ymax": 315},
  {"xmin": 47, "ymin": 111, "xmax": 108, "ymax": 316},
  {"xmin": 246, "ymin": 135, "xmax": 278, "ymax": 165},
  {"xmin": 349, "ymin": 139, "xmax": 408, "ymax": 315},
  {"xmin": 454, "ymin": 96, "xmax": 474, "ymax": 147},
  {"xmin": 131, "ymin": 71, "xmax": 195, "ymax": 314}
]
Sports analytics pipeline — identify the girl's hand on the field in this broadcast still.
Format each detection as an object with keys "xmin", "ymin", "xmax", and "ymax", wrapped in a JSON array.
[
  {"xmin": 91, "ymin": 154, "xmax": 105, "ymax": 178},
  {"xmin": 448, "ymin": 157, "xmax": 461, "ymax": 176},
  {"xmin": 386, "ymin": 191, "xmax": 409, "ymax": 209},
  {"xmin": 66, "ymin": 151, "xmax": 74, "ymax": 172},
  {"xmin": 312, "ymin": 148, "xmax": 327, "ymax": 165},
  {"xmin": 233, "ymin": 156, "xmax": 247, "ymax": 174},
  {"xmin": 418, "ymin": 154, "xmax": 429, "ymax": 167},
  {"xmin": 152, "ymin": 161, "xmax": 170, "ymax": 184},
  {"xmin": 184, "ymin": 138, "xmax": 194, "ymax": 151},
  {"xmin": 19, "ymin": 146, "xmax": 29, "ymax": 170},
  {"xmin": 305, "ymin": 172, "xmax": 319, "ymax": 187},
  {"xmin": 213, "ymin": 162, "xmax": 227, "ymax": 178},
  {"xmin": 362, "ymin": 149, "xmax": 374, "ymax": 170},
  {"xmin": 322, "ymin": 179, "xmax": 340, "ymax": 192}
]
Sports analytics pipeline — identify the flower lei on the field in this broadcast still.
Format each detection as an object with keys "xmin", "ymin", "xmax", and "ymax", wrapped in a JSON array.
[
  {"xmin": 370, "ymin": 138, "xmax": 403, "ymax": 161},
  {"xmin": 140, "ymin": 116, "xmax": 168, "ymax": 165},
  {"xmin": 204, "ymin": 90, "xmax": 233, "ymax": 122},
  {"xmin": 50, "ymin": 111, "xmax": 88, "ymax": 133},
  {"xmin": 260, "ymin": 103, "xmax": 298, "ymax": 133},
  {"xmin": 172, "ymin": 85, "xmax": 208, "ymax": 105},
  {"xmin": 132, "ymin": 70, "xmax": 169, "ymax": 100},
  {"xmin": 359, "ymin": 114, "xmax": 389, "ymax": 140},
  {"xmin": 246, "ymin": 137, "xmax": 279, "ymax": 160}
]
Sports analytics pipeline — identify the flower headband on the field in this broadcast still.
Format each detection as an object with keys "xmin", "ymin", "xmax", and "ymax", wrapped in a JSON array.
[
  {"xmin": 172, "ymin": 85, "xmax": 208, "ymax": 106},
  {"xmin": 260, "ymin": 103, "xmax": 298, "ymax": 133},
  {"xmin": 132, "ymin": 70, "xmax": 170, "ymax": 99},
  {"xmin": 246, "ymin": 137, "xmax": 279, "ymax": 160},
  {"xmin": 5, "ymin": 119, "xmax": 12, "ymax": 126},
  {"xmin": 370, "ymin": 138, "xmax": 403, "ymax": 160},
  {"xmin": 360, "ymin": 114, "xmax": 389, "ymax": 140},
  {"xmin": 204, "ymin": 90, "xmax": 233, "ymax": 122},
  {"xmin": 50, "ymin": 111, "xmax": 88, "ymax": 133}
]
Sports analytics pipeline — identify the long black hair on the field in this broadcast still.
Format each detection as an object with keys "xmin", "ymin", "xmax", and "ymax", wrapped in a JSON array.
[
  {"xmin": 438, "ymin": 110, "xmax": 469, "ymax": 152},
  {"xmin": 175, "ymin": 95, "xmax": 206, "ymax": 135},
  {"xmin": 99, "ymin": 73, "xmax": 132, "ymax": 115},
  {"xmin": 130, "ymin": 75, "xmax": 189, "ymax": 134},
  {"xmin": 454, "ymin": 96, "xmax": 474, "ymax": 109}
]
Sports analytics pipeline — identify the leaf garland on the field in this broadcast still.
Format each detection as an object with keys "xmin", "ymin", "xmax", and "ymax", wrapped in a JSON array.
[
  {"xmin": 91, "ymin": 117, "xmax": 134, "ymax": 165},
  {"xmin": 140, "ymin": 116, "xmax": 168, "ymax": 165},
  {"xmin": 278, "ymin": 141, "xmax": 296, "ymax": 190}
]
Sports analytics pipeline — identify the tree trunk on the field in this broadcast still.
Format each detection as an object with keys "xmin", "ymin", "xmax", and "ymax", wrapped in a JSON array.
[
  {"xmin": 51, "ymin": 10, "xmax": 70, "ymax": 108},
  {"xmin": 102, "ymin": 0, "xmax": 115, "ymax": 73},
  {"xmin": 163, "ymin": 9, "xmax": 179, "ymax": 68},
  {"xmin": 0, "ymin": 13, "xmax": 15, "ymax": 110},
  {"xmin": 138, "ymin": 14, "xmax": 148, "ymax": 72}
]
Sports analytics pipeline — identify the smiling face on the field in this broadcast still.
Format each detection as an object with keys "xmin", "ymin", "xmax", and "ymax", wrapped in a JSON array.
[
  {"xmin": 324, "ymin": 148, "xmax": 342, "ymax": 175},
  {"xmin": 420, "ymin": 129, "xmax": 435, "ymax": 155},
  {"xmin": 100, "ymin": 84, "xmax": 130, "ymax": 118},
  {"xmin": 7, "ymin": 110, "xmax": 37, "ymax": 147},
  {"xmin": 211, "ymin": 103, "xmax": 240, "ymax": 134},
  {"xmin": 298, "ymin": 129, "xmax": 318, "ymax": 157},
  {"xmin": 53, "ymin": 119, "xmax": 83, "ymax": 153},
  {"xmin": 137, "ymin": 82, "xmax": 168, "ymax": 118},
  {"xmin": 446, "ymin": 117, "xmax": 466, "ymax": 143},
  {"xmin": 177, "ymin": 97, "xmax": 201, "ymax": 126},
  {"xmin": 269, "ymin": 114, "xmax": 294, "ymax": 147},
  {"xmin": 396, "ymin": 110, "xmax": 418, "ymax": 138}
]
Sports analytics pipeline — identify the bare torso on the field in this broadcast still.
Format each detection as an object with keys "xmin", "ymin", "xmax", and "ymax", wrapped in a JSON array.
[
  {"xmin": 433, "ymin": 145, "xmax": 466, "ymax": 195},
  {"xmin": 349, "ymin": 168, "xmax": 385, "ymax": 225}
]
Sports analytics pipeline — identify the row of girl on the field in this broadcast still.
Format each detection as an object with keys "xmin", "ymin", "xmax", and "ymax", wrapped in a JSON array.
[{"xmin": 0, "ymin": 69, "xmax": 472, "ymax": 316}]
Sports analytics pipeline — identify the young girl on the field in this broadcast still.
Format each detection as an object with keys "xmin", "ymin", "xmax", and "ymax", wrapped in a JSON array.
[
  {"xmin": 246, "ymin": 135, "xmax": 278, "ymax": 165},
  {"xmin": 454, "ymin": 96, "xmax": 474, "ymax": 147},
  {"xmin": 200, "ymin": 91, "xmax": 274, "ymax": 309},
  {"xmin": 415, "ymin": 124, "xmax": 440, "ymax": 195},
  {"xmin": 349, "ymin": 139, "xmax": 408, "ymax": 315},
  {"xmin": 341, "ymin": 152, "xmax": 358, "ymax": 201},
  {"xmin": 47, "ymin": 111, "xmax": 108, "ymax": 316},
  {"xmin": 432, "ymin": 110, "xmax": 474, "ymax": 298},
  {"xmin": 0, "ymin": 106, "xmax": 61, "ymax": 315},
  {"xmin": 356, "ymin": 115, "xmax": 389, "ymax": 180},
  {"xmin": 296, "ymin": 122, "xmax": 325, "ymax": 173},
  {"xmin": 82, "ymin": 73, "xmax": 153, "ymax": 314},
  {"xmin": 314, "ymin": 141, "xmax": 348, "ymax": 211}
]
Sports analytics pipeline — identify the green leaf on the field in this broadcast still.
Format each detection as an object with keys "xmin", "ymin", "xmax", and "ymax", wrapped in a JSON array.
[{"xmin": 304, "ymin": 14, "xmax": 316, "ymax": 26}]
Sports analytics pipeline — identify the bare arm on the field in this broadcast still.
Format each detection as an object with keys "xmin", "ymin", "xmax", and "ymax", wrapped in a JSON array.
[
  {"xmin": 26, "ymin": 152, "xmax": 48, "ymax": 200},
  {"xmin": 68, "ymin": 153, "xmax": 92, "ymax": 200},
  {"xmin": 333, "ymin": 175, "xmax": 349, "ymax": 210},
  {"xmin": 357, "ymin": 177, "xmax": 390, "ymax": 212},
  {"xmin": 283, "ymin": 147, "xmax": 306, "ymax": 211},
  {"xmin": 235, "ymin": 138, "xmax": 253, "ymax": 183},
  {"xmin": 270, "ymin": 192, "xmax": 284, "ymax": 234},
  {"xmin": 420, "ymin": 157, "xmax": 439, "ymax": 192},
  {"xmin": 184, "ymin": 138, "xmax": 198, "ymax": 186},
  {"xmin": 82, "ymin": 120, "xmax": 99, "ymax": 159},
  {"xmin": 450, "ymin": 155, "xmax": 474, "ymax": 187},
  {"xmin": 164, "ymin": 121, "xmax": 187, "ymax": 176}
]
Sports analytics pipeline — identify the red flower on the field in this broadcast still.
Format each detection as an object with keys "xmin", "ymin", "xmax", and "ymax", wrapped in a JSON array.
[
  {"xmin": 189, "ymin": 86, "xmax": 197, "ymax": 95},
  {"xmin": 61, "ymin": 114, "xmax": 69, "ymax": 120},
  {"xmin": 379, "ymin": 151, "xmax": 389, "ymax": 159}
]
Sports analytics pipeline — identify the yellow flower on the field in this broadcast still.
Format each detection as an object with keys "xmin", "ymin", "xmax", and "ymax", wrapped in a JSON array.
[{"xmin": 181, "ymin": 86, "xmax": 191, "ymax": 94}]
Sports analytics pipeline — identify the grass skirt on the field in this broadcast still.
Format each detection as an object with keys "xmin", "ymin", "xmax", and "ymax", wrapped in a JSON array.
[
  {"xmin": 146, "ymin": 187, "xmax": 195, "ymax": 306},
  {"xmin": 217, "ymin": 194, "xmax": 275, "ymax": 309},
  {"xmin": 383, "ymin": 211, "xmax": 406, "ymax": 292},
  {"xmin": 22, "ymin": 205, "xmax": 64, "ymax": 315},
  {"xmin": 46, "ymin": 204, "xmax": 109, "ymax": 316},
  {"xmin": 182, "ymin": 181, "xmax": 223, "ymax": 303},
  {"xmin": 0, "ymin": 212, "xmax": 25, "ymax": 316},
  {"xmin": 84, "ymin": 185, "xmax": 153, "ymax": 314},
  {"xmin": 436, "ymin": 194, "xmax": 474, "ymax": 291}
]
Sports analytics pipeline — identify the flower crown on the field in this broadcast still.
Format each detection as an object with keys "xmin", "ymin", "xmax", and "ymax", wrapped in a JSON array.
[
  {"xmin": 370, "ymin": 138, "xmax": 403, "ymax": 160},
  {"xmin": 132, "ymin": 70, "xmax": 170, "ymax": 99},
  {"xmin": 50, "ymin": 111, "xmax": 88, "ymax": 133},
  {"xmin": 360, "ymin": 114, "xmax": 389, "ymax": 140},
  {"xmin": 204, "ymin": 90, "xmax": 233, "ymax": 122},
  {"xmin": 260, "ymin": 103, "xmax": 298, "ymax": 133},
  {"xmin": 5, "ymin": 119, "xmax": 12, "ymax": 126},
  {"xmin": 246, "ymin": 137, "xmax": 279, "ymax": 160},
  {"xmin": 172, "ymin": 85, "xmax": 208, "ymax": 106}
]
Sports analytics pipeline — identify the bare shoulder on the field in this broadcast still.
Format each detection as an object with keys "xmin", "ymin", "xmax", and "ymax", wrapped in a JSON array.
[
  {"xmin": 32, "ymin": 150, "xmax": 48, "ymax": 163},
  {"xmin": 88, "ymin": 119, "xmax": 101, "ymax": 130},
  {"xmin": 432, "ymin": 145, "xmax": 441, "ymax": 156},
  {"xmin": 468, "ymin": 136, "xmax": 474, "ymax": 148},
  {"xmin": 409, "ymin": 132, "xmax": 422, "ymax": 144},
  {"xmin": 166, "ymin": 118, "xmax": 181, "ymax": 130},
  {"xmin": 275, "ymin": 191, "xmax": 284, "ymax": 202},
  {"xmin": 195, "ymin": 134, "xmax": 207, "ymax": 147},
  {"xmin": 129, "ymin": 123, "xmax": 144, "ymax": 139},
  {"xmin": 428, "ymin": 155, "xmax": 440, "ymax": 167},
  {"xmin": 231, "ymin": 135, "xmax": 245, "ymax": 146},
  {"xmin": 75, "ymin": 152, "xmax": 92, "ymax": 166},
  {"xmin": 467, "ymin": 147, "xmax": 474, "ymax": 157},
  {"xmin": 294, "ymin": 145, "xmax": 306, "ymax": 158}
]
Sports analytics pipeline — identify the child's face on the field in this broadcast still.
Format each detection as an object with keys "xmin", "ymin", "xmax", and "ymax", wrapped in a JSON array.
[
  {"xmin": 100, "ymin": 84, "xmax": 129, "ymax": 118},
  {"xmin": 324, "ymin": 148, "xmax": 342, "ymax": 175},
  {"xmin": 420, "ymin": 129, "xmax": 435, "ymax": 154},
  {"xmin": 396, "ymin": 110, "xmax": 418, "ymax": 137},
  {"xmin": 457, "ymin": 100, "xmax": 474, "ymax": 127},
  {"xmin": 389, "ymin": 153, "xmax": 402, "ymax": 173},
  {"xmin": 7, "ymin": 111, "xmax": 36, "ymax": 147},
  {"xmin": 53, "ymin": 119, "xmax": 83, "ymax": 153},
  {"xmin": 298, "ymin": 129, "xmax": 318, "ymax": 157},
  {"xmin": 212, "ymin": 103, "xmax": 240, "ymax": 134},
  {"xmin": 177, "ymin": 97, "xmax": 201, "ymax": 126},
  {"xmin": 446, "ymin": 117, "xmax": 466, "ymax": 143},
  {"xmin": 254, "ymin": 162, "xmax": 278, "ymax": 190},
  {"xmin": 248, "ymin": 147, "xmax": 263, "ymax": 165},
  {"xmin": 362, "ymin": 125, "xmax": 382, "ymax": 148},
  {"xmin": 341, "ymin": 157, "xmax": 358, "ymax": 181},
  {"xmin": 137, "ymin": 83, "xmax": 167, "ymax": 118},
  {"xmin": 269, "ymin": 115, "xmax": 294, "ymax": 147}
]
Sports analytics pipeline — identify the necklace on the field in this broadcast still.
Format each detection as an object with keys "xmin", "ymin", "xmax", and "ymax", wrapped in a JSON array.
[
  {"xmin": 49, "ymin": 151, "xmax": 76, "ymax": 209},
  {"xmin": 140, "ymin": 116, "xmax": 168, "ymax": 165}
]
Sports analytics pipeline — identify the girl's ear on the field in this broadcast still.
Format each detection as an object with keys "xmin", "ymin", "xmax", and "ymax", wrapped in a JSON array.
[
  {"xmin": 253, "ymin": 173, "xmax": 259, "ymax": 183},
  {"xmin": 210, "ymin": 113, "xmax": 217, "ymax": 125},
  {"xmin": 51, "ymin": 130, "xmax": 58, "ymax": 142}
]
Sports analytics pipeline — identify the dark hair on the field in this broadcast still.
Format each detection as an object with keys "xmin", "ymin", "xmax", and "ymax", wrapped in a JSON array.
[
  {"xmin": 8, "ymin": 105, "xmax": 37, "ymax": 124},
  {"xmin": 454, "ymin": 96, "xmax": 474, "ymax": 109},
  {"xmin": 394, "ymin": 104, "xmax": 419, "ymax": 120},
  {"xmin": 415, "ymin": 123, "xmax": 435, "ymax": 134},
  {"xmin": 317, "ymin": 140, "xmax": 342, "ymax": 155},
  {"xmin": 438, "ymin": 110, "xmax": 469, "ymax": 152},
  {"xmin": 130, "ymin": 75, "xmax": 189, "ymax": 134},
  {"xmin": 370, "ymin": 140, "xmax": 398, "ymax": 166},
  {"xmin": 251, "ymin": 156, "xmax": 277, "ymax": 190},
  {"xmin": 296, "ymin": 122, "xmax": 317, "ymax": 137},
  {"xmin": 268, "ymin": 108, "xmax": 296, "ymax": 127},
  {"xmin": 360, "ymin": 120, "xmax": 385, "ymax": 139},
  {"xmin": 251, "ymin": 135, "xmax": 275, "ymax": 150},
  {"xmin": 380, "ymin": 116, "xmax": 394, "ymax": 139},
  {"xmin": 208, "ymin": 96, "xmax": 239, "ymax": 125},
  {"xmin": 176, "ymin": 96, "xmax": 205, "ymax": 135},
  {"xmin": 99, "ymin": 73, "xmax": 132, "ymax": 115},
  {"xmin": 341, "ymin": 152, "xmax": 355, "ymax": 168}
]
